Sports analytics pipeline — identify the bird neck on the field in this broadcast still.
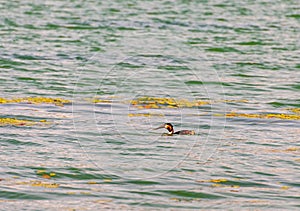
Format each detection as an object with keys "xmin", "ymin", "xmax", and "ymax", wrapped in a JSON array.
[{"xmin": 166, "ymin": 125, "xmax": 174, "ymax": 134}]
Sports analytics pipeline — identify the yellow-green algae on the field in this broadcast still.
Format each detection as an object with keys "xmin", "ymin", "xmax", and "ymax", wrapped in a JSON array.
[
  {"xmin": 287, "ymin": 108, "xmax": 300, "ymax": 114},
  {"xmin": 0, "ymin": 97, "xmax": 71, "ymax": 106},
  {"xmin": 0, "ymin": 118, "xmax": 49, "ymax": 126},
  {"xmin": 1, "ymin": 96, "xmax": 299, "ymax": 120},
  {"xmin": 36, "ymin": 170, "xmax": 56, "ymax": 179},
  {"xmin": 92, "ymin": 96, "xmax": 300, "ymax": 120},
  {"xmin": 128, "ymin": 113, "xmax": 164, "ymax": 117},
  {"xmin": 130, "ymin": 97, "xmax": 210, "ymax": 109},
  {"xmin": 89, "ymin": 98, "xmax": 113, "ymax": 104},
  {"xmin": 16, "ymin": 180, "xmax": 59, "ymax": 188},
  {"xmin": 225, "ymin": 112, "xmax": 300, "ymax": 120},
  {"xmin": 92, "ymin": 96, "xmax": 249, "ymax": 109},
  {"xmin": 90, "ymin": 96, "xmax": 210, "ymax": 109}
]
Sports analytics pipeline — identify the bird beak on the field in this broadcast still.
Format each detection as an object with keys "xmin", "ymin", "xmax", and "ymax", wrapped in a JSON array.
[{"xmin": 153, "ymin": 124, "xmax": 165, "ymax": 130}]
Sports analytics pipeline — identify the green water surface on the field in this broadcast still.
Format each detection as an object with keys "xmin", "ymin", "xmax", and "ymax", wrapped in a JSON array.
[{"xmin": 1, "ymin": 0, "xmax": 299, "ymax": 210}]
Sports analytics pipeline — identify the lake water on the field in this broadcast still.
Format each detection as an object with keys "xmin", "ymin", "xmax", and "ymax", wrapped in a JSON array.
[{"xmin": 1, "ymin": 0, "xmax": 299, "ymax": 210}]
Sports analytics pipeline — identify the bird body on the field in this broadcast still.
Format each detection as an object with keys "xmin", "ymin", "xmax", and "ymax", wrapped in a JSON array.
[{"xmin": 154, "ymin": 123, "xmax": 195, "ymax": 135}]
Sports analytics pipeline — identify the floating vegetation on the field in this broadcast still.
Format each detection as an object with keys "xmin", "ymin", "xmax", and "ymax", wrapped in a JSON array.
[
  {"xmin": 128, "ymin": 113, "xmax": 164, "ymax": 117},
  {"xmin": 209, "ymin": 178, "xmax": 228, "ymax": 183},
  {"xmin": 0, "ymin": 97, "xmax": 71, "ymax": 106},
  {"xmin": 281, "ymin": 186, "xmax": 290, "ymax": 190},
  {"xmin": 211, "ymin": 184, "xmax": 240, "ymax": 189},
  {"xmin": 36, "ymin": 170, "xmax": 56, "ymax": 179},
  {"xmin": 31, "ymin": 181, "xmax": 59, "ymax": 188},
  {"xmin": 196, "ymin": 178, "xmax": 240, "ymax": 189},
  {"xmin": 0, "ymin": 117, "xmax": 50, "ymax": 126},
  {"xmin": 89, "ymin": 98, "xmax": 113, "ymax": 104},
  {"xmin": 89, "ymin": 96, "xmax": 119, "ymax": 104},
  {"xmin": 91, "ymin": 96, "xmax": 248, "ymax": 108},
  {"xmin": 16, "ymin": 180, "xmax": 59, "ymax": 188},
  {"xmin": 1, "ymin": 96, "xmax": 299, "ymax": 121},
  {"xmin": 196, "ymin": 178, "xmax": 228, "ymax": 183},
  {"xmin": 225, "ymin": 112, "xmax": 300, "ymax": 120},
  {"xmin": 284, "ymin": 147, "xmax": 300, "ymax": 152},
  {"xmin": 130, "ymin": 97, "xmax": 210, "ymax": 109},
  {"xmin": 287, "ymin": 108, "xmax": 300, "ymax": 114},
  {"xmin": 222, "ymin": 99, "xmax": 249, "ymax": 103},
  {"xmin": 66, "ymin": 191, "xmax": 92, "ymax": 195}
]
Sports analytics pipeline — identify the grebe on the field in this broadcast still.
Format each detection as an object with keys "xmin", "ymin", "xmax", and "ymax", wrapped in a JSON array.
[{"xmin": 154, "ymin": 123, "xmax": 195, "ymax": 135}]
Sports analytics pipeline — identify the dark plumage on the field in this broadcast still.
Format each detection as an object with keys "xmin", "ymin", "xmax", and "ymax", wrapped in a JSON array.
[{"xmin": 154, "ymin": 123, "xmax": 195, "ymax": 135}]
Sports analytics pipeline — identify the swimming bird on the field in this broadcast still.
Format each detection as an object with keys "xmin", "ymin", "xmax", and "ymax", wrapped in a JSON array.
[{"xmin": 154, "ymin": 123, "xmax": 195, "ymax": 135}]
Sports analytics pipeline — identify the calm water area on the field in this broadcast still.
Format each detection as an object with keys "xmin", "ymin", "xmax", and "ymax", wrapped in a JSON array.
[{"xmin": 0, "ymin": 0, "xmax": 299, "ymax": 210}]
